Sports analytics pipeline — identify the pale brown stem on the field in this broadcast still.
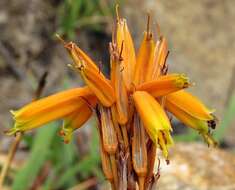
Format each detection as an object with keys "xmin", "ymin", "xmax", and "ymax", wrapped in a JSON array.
[
  {"xmin": 0, "ymin": 133, "xmax": 22, "ymax": 188},
  {"xmin": 0, "ymin": 71, "xmax": 47, "ymax": 188},
  {"xmin": 145, "ymin": 143, "xmax": 157, "ymax": 189},
  {"xmin": 138, "ymin": 176, "xmax": 145, "ymax": 190},
  {"xmin": 111, "ymin": 107, "xmax": 123, "ymax": 144},
  {"xmin": 110, "ymin": 154, "xmax": 118, "ymax": 190},
  {"xmin": 111, "ymin": 182, "xmax": 116, "ymax": 190},
  {"xmin": 120, "ymin": 124, "xmax": 132, "ymax": 182},
  {"xmin": 119, "ymin": 152, "xmax": 128, "ymax": 190}
]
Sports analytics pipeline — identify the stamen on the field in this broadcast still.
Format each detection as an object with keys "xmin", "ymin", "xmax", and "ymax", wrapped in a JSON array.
[
  {"xmin": 161, "ymin": 50, "xmax": 170, "ymax": 75},
  {"xmin": 98, "ymin": 61, "xmax": 102, "ymax": 74},
  {"xmin": 146, "ymin": 13, "xmax": 152, "ymax": 40},
  {"xmin": 55, "ymin": 34, "xmax": 66, "ymax": 46},
  {"xmin": 156, "ymin": 22, "xmax": 162, "ymax": 39}
]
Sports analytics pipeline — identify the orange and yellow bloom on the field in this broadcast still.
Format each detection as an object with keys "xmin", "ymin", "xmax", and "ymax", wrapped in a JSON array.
[{"xmin": 6, "ymin": 8, "xmax": 217, "ymax": 190}]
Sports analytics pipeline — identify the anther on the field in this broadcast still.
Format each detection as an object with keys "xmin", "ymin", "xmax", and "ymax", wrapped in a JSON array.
[
  {"xmin": 207, "ymin": 119, "xmax": 217, "ymax": 129},
  {"xmin": 161, "ymin": 50, "xmax": 170, "ymax": 75},
  {"xmin": 98, "ymin": 61, "xmax": 102, "ymax": 74},
  {"xmin": 146, "ymin": 13, "xmax": 152, "ymax": 40}
]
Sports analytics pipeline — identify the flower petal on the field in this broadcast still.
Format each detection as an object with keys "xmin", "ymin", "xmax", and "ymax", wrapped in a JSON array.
[
  {"xmin": 158, "ymin": 131, "xmax": 174, "ymax": 159},
  {"xmin": 6, "ymin": 87, "xmax": 96, "ymax": 135},
  {"xmin": 110, "ymin": 43, "xmax": 129, "ymax": 124},
  {"xmin": 133, "ymin": 91, "xmax": 172, "ymax": 143},
  {"xmin": 59, "ymin": 103, "xmax": 93, "ymax": 144},
  {"xmin": 64, "ymin": 42, "xmax": 104, "ymax": 76},
  {"xmin": 99, "ymin": 105, "xmax": 118, "ymax": 154},
  {"xmin": 134, "ymin": 32, "xmax": 155, "ymax": 85},
  {"xmin": 165, "ymin": 99, "xmax": 217, "ymax": 147},
  {"xmin": 132, "ymin": 113, "xmax": 147, "ymax": 176},
  {"xmin": 81, "ymin": 66, "xmax": 115, "ymax": 107},
  {"xmin": 136, "ymin": 74, "xmax": 190, "ymax": 97},
  {"xmin": 11, "ymin": 87, "xmax": 93, "ymax": 120},
  {"xmin": 66, "ymin": 43, "xmax": 115, "ymax": 107},
  {"xmin": 146, "ymin": 37, "xmax": 168, "ymax": 80},
  {"xmin": 165, "ymin": 100, "xmax": 209, "ymax": 133},
  {"xmin": 116, "ymin": 18, "xmax": 136, "ymax": 90},
  {"xmin": 166, "ymin": 90, "xmax": 214, "ymax": 121}
]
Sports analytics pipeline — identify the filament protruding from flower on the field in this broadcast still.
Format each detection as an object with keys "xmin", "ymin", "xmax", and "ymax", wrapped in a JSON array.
[
  {"xmin": 146, "ymin": 13, "xmax": 152, "ymax": 40},
  {"xmin": 55, "ymin": 34, "xmax": 66, "ymax": 46}
]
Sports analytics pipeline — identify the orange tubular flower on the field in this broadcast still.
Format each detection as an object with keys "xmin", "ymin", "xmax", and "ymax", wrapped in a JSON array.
[
  {"xmin": 7, "ymin": 7, "xmax": 218, "ymax": 190},
  {"xmin": 116, "ymin": 14, "xmax": 136, "ymax": 91},
  {"xmin": 110, "ymin": 42, "xmax": 129, "ymax": 124},
  {"xmin": 136, "ymin": 74, "xmax": 191, "ymax": 97},
  {"xmin": 134, "ymin": 31, "xmax": 155, "ymax": 85},
  {"xmin": 7, "ymin": 87, "xmax": 97, "ymax": 135},
  {"xmin": 165, "ymin": 90, "xmax": 217, "ymax": 146}
]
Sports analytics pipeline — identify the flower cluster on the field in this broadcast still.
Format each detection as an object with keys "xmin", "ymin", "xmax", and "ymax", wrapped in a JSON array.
[{"xmin": 6, "ymin": 9, "xmax": 217, "ymax": 190}]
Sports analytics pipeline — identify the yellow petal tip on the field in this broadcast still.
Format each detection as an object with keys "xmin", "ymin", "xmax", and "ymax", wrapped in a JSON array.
[{"xmin": 174, "ymin": 74, "xmax": 191, "ymax": 88}]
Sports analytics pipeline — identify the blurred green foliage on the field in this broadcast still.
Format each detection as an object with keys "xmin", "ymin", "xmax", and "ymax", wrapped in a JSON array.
[
  {"xmin": 11, "ymin": 118, "xmax": 103, "ymax": 189},
  {"xmin": 58, "ymin": 0, "xmax": 116, "ymax": 39},
  {"xmin": 215, "ymin": 95, "xmax": 235, "ymax": 141}
]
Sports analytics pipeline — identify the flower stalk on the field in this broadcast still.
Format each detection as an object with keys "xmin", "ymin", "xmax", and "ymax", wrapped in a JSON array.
[{"xmin": 5, "ymin": 7, "xmax": 218, "ymax": 190}]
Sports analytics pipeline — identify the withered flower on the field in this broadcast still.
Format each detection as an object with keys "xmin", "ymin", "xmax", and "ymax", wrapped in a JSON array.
[{"xmin": 6, "ymin": 6, "xmax": 217, "ymax": 190}]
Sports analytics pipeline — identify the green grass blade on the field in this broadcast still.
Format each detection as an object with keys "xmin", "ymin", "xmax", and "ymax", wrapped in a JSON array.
[
  {"xmin": 215, "ymin": 95, "xmax": 235, "ymax": 141},
  {"xmin": 12, "ymin": 123, "xmax": 58, "ymax": 190}
]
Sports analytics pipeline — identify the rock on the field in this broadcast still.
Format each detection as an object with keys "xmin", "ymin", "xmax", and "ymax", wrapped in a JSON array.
[{"xmin": 156, "ymin": 143, "xmax": 235, "ymax": 190}]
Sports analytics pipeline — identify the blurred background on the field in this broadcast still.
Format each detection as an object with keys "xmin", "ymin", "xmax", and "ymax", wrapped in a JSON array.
[{"xmin": 0, "ymin": 0, "xmax": 235, "ymax": 189}]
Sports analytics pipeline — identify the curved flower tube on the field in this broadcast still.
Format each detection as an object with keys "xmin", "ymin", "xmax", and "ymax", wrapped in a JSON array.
[{"xmin": 6, "ymin": 87, "xmax": 97, "ymax": 135}]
